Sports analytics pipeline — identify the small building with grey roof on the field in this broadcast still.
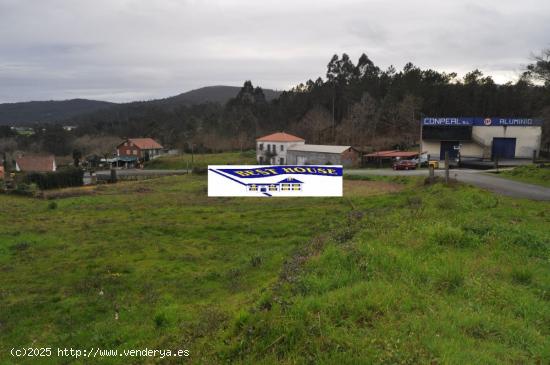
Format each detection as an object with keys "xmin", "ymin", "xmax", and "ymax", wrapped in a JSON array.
[{"xmin": 286, "ymin": 144, "xmax": 360, "ymax": 167}]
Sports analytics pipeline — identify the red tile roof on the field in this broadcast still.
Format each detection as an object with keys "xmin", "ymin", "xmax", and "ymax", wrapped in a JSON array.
[
  {"xmin": 16, "ymin": 155, "xmax": 56, "ymax": 172},
  {"xmin": 121, "ymin": 138, "xmax": 163, "ymax": 150},
  {"xmin": 256, "ymin": 132, "xmax": 305, "ymax": 142}
]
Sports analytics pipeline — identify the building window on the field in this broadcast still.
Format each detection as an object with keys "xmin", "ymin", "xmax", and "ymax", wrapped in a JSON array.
[
  {"xmin": 133, "ymin": 150, "xmax": 137, "ymax": 155},
  {"xmin": 280, "ymin": 144, "xmax": 284, "ymax": 151},
  {"xmin": 292, "ymin": 184, "xmax": 301, "ymax": 191},
  {"xmin": 249, "ymin": 184, "xmax": 258, "ymax": 191},
  {"xmin": 279, "ymin": 157, "xmax": 284, "ymax": 164},
  {"xmin": 259, "ymin": 143, "xmax": 263, "ymax": 151},
  {"xmin": 269, "ymin": 184, "xmax": 277, "ymax": 191},
  {"xmin": 267, "ymin": 144, "xmax": 271, "ymax": 152},
  {"xmin": 281, "ymin": 183, "xmax": 290, "ymax": 191}
]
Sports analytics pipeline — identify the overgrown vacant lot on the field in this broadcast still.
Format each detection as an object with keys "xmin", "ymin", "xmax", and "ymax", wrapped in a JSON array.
[
  {"xmin": 0, "ymin": 175, "xmax": 549, "ymax": 364},
  {"xmin": 144, "ymin": 151, "xmax": 257, "ymax": 170}
]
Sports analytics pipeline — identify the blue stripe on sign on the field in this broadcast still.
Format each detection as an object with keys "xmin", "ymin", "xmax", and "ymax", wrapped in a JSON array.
[{"xmin": 208, "ymin": 168, "xmax": 246, "ymax": 186}]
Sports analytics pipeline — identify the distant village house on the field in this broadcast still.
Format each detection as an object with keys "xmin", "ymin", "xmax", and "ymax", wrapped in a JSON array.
[
  {"xmin": 15, "ymin": 155, "xmax": 57, "ymax": 172},
  {"xmin": 117, "ymin": 138, "xmax": 164, "ymax": 159},
  {"xmin": 256, "ymin": 132, "xmax": 360, "ymax": 167}
]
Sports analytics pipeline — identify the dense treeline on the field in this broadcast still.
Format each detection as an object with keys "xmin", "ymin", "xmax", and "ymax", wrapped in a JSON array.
[
  {"xmin": 2, "ymin": 51, "xmax": 550, "ymax": 155},
  {"xmin": 23, "ymin": 167, "xmax": 84, "ymax": 190}
]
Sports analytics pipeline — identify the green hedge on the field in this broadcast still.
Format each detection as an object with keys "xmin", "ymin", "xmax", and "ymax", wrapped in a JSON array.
[{"xmin": 24, "ymin": 167, "xmax": 84, "ymax": 190}]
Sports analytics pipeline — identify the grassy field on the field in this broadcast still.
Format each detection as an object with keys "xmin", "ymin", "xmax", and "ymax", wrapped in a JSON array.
[
  {"xmin": 144, "ymin": 151, "xmax": 257, "ymax": 170},
  {"xmin": 1, "ymin": 168, "xmax": 549, "ymax": 364},
  {"xmin": 496, "ymin": 164, "xmax": 550, "ymax": 188}
]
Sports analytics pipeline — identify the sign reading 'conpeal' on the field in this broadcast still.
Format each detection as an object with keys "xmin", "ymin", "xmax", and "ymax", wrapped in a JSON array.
[
  {"xmin": 208, "ymin": 165, "xmax": 343, "ymax": 197},
  {"xmin": 422, "ymin": 117, "xmax": 543, "ymax": 126}
]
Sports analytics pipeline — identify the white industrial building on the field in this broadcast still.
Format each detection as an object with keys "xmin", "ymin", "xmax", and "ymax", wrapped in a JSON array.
[{"xmin": 421, "ymin": 117, "xmax": 542, "ymax": 161}]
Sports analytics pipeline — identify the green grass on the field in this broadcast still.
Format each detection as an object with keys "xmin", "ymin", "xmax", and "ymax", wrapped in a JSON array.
[
  {"xmin": 0, "ymin": 174, "xmax": 360, "ymax": 364},
  {"xmin": 1, "ymin": 167, "xmax": 549, "ymax": 364},
  {"xmin": 221, "ymin": 184, "xmax": 550, "ymax": 364},
  {"xmin": 496, "ymin": 164, "xmax": 550, "ymax": 188},
  {"xmin": 144, "ymin": 151, "xmax": 257, "ymax": 170}
]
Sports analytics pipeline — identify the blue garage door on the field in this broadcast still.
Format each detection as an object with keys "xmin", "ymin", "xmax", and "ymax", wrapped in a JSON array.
[
  {"xmin": 492, "ymin": 138, "xmax": 516, "ymax": 159},
  {"xmin": 440, "ymin": 141, "xmax": 460, "ymax": 160}
]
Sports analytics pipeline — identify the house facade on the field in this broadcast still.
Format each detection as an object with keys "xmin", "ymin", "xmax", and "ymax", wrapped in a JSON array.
[
  {"xmin": 117, "ymin": 138, "xmax": 164, "ymax": 160},
  {"xmin": 286, "ymin": 145, "xmax": 360, "ymax": 167},
  {"xmin": 256, "ymin": 132, "xmax": 305, "ymax": 165},
  {"xmin": 15, "ymin": 155, "xmax": 57, "ymax": 172}
]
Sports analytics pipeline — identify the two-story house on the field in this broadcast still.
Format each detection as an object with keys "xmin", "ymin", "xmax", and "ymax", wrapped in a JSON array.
[
  {"xmin": 256, "ymin": 132, "xmax": 305, "ymax": 165},
  {"xmin": 117, "ymin": 138, "xmax": 164, "ymax": 160}
]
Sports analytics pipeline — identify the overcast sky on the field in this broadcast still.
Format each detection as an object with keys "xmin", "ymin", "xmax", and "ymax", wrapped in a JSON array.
[{"xmin": 0, "ymin": 0, "xmax": 549, "ymax": 103}]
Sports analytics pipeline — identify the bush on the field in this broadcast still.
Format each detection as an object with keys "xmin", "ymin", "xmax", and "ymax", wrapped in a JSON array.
[
  {"xmin": 154, "ymin": 313, "xmax": 168, "ymax": 328},
  {"xmin": 48, "ymin": 201, "xmax": 58, "ymax": 210},
  {"xmin": 192, "ymin": 167, "xmax": 208, "ymax": 175},
  {"xmin": 24, "ymin": 167, "xmax": 84, "ymax": 190},
  {"xmin": 13, "ymin": 183, "xmax": 38, "ymax": 196}
]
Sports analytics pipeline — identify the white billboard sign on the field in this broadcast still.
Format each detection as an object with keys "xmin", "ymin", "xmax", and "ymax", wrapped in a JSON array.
[{"xmin": 208, "ymin": 165, "xmax": 343, "ymax": 197}]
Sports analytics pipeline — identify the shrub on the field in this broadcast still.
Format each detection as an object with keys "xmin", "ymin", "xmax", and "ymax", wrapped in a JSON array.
[
  {"xmin": 511, "ymin": 268, "xmax": 533, "ymax": 285},
  {"xmin": 10, "ymin": 241, "xmax": 31, "ymax": 252},
  {"xmin": 249, "ymin": 254, "xmax": 263, "ymax": 267},
  {"xmin": 13, "ymin": 183, "xmax": 38, "ymax": 196},
  {"xmin": 429, "ymin": 224, "xmax": 467, "ymax": 247},
  {"xmin": 24, "ymin": 167, "xmax": 84, "ymax": 190},
  {"xmin": 48, "ymin": 201, "xmax": 58, "ymax": 210},
  {"xmin": 192, "ymin": 167, "xmax": 208, "ymax": 175},
  {"xmin": 154, "ymin": 312, "xmax": 168, "ymax": 328}
]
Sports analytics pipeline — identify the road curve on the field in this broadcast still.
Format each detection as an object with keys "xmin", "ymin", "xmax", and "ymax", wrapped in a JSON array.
[{"xmin": 345, "ymin": 168, "xmax": 550, "ymax": 201}]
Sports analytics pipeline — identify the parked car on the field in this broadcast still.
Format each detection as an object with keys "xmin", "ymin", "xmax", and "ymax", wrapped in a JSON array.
[{"xmin": 392, "ymin": 159, "xmax": 417, "ymax": 170}]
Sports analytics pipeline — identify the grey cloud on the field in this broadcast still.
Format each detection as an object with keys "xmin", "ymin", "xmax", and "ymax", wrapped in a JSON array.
[{"xmin": 0, "ymin": 0, "xmax": 549, "ymax": 102}]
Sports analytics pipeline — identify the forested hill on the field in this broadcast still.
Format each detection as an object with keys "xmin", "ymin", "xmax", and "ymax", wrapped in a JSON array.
[
  {"xmin": 2, "ymin": 51, "xmax": 549, "ymax": 156},
  {"xmin": 0, "ymin": 86, "xmax": 281, "ymax": 126},
  {"xmin": 0, "ymin": 99, "xmax": 115, "ymax": 125},
  {"xmin": 71, "ymin": 52, "xmax": 550, "ymax": 153},
  {"xmin": 158, "ymin": 85, "xmax": 281, "ymax": 106}
]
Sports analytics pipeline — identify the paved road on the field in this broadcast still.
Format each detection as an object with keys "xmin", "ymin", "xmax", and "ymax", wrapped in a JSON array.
[{"xmin": 346, "ymin": 168, "xmax": 550, "ymax": 201}]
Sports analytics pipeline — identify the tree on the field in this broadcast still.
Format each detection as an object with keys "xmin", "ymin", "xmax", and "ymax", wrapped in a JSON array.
[
  {"xmin": 72, "ymin": 149, "xmax": 82, "ymax": 167},
  {"xmin": 526, "ymin": 49, "xmax": 550, "ymax": 85},
  {"xmin": 0, "ymin": 126, "xmax": 16, "ymax": 138}
]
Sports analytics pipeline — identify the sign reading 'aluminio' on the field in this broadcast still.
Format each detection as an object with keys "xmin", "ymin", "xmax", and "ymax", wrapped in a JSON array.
[{"xmin": 422, "ymin": 117, "xmax": 543, "ymax": 127}]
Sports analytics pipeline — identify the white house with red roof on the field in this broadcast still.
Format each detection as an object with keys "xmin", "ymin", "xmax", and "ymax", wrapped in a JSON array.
[{"xmin": 256, "ymin": 132, "xmax": 305, "ymax": 164}]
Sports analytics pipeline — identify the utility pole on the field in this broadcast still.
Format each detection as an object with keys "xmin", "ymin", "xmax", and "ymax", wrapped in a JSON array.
[
  {"xmin": 444, "ymin": 151, "xmax": 450, "ymax": 184},
  {"xmin": 418, "ymin": 112, "xmax": 423, "ymax": 155},
  {"xmin": 191, "ymin": 143, "xmax": 194, "ymax": 172}
]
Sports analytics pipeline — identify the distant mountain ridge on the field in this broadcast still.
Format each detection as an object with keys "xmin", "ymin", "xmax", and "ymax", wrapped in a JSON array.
[
  {"xmin": 0, "ymin": 99, "xmax": 115, "ymax": 125},
  {"xmin": 0, "ymin": 86, "xmax": 282, "ymax": 126},
  {"xmin": 159, "ymin": 85, "xmax": 281, "ymax": 106}
]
